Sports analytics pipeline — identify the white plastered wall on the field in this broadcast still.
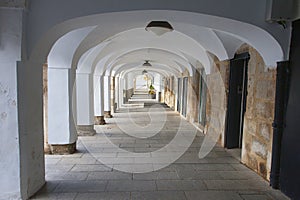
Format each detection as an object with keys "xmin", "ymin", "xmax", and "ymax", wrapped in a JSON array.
[{"xmin": 0, "ymin": 8, "xmax": 23, "ymax": 200}]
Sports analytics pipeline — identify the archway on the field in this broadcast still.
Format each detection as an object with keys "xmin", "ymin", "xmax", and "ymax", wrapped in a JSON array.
[{"xmin": 18, "ymin": 9, "xmax": 286, "ymax": 199}]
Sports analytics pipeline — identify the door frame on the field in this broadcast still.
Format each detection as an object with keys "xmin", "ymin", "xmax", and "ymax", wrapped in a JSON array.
[{"xmin": 225, "ymin": 52, "xmax": 250, "ymax": 149}]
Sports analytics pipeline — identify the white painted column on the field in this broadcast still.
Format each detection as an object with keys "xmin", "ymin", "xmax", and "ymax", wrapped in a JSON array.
[
  {"xmin": 94, "ymin": 75, "xmax": 106, "ymax": 125},
  {"xmin": 115, "ymin": 77, "xmax": 119, "ymax": 110},
  {"xmin": 104, "ymin": 75, "xmax": 112, "ymax": 118},
  {"xmin": 119, "ymin": 77, "xmax": 125, "ymax": 107},
  {"xmin": 111, "ymin": 76, "xmax": 116, "ymax": 113},
  {"xmin": 48, "ymin": 68, "xmax": 77, "ymax": 153},
  {"xmin": 0, "ymin": 8, "xmax": 32, "ymax": 200},
  {"xmin": 76, "ymin": 73, "xmax": 96, "ymax": 136}
]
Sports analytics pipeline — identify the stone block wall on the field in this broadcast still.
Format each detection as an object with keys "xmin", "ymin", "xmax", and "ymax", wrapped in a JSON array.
[
  {"xmin": 123, "ymin": 88, "xmax": 134, "ymax": 103},
  {"xmin": 186, "ymin": 70, "xmax": 200, "ymax": 123},
  {"xmin": 43, "ymin": 63, "xmax": 50, "ymax": 154},
  {"xmin": 164, "ymin": 77, "xmax": 176, "ymax": 109},
  {"xmin": 239, "ymin": 45, "xmax": 276, "ymax": 180},
  {"xmin": 205, "ymin": 58, "xmax": 229, "ymax": 145}
]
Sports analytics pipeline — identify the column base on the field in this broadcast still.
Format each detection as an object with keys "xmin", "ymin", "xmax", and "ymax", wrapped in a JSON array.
[
  {"xmin": 104, "ymin": 111, "xmax": 113, "ymax": 118},
  {"xmin": 94, "ymin": 116, "xmax": 106, "ymax": 125},
  {"xmin": 77, "ymin": 125, "xmax": 96, "ymax": 136},
  {"xmin": 48, "ymin": 142, "xmax": 76, "ymax": 155},
  {"xmin": 44, "ymin": 143, "xmax": 51, "ymax": 154}
]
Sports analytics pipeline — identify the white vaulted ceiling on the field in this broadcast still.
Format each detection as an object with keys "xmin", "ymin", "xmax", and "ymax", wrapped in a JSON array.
[{"xmin": 46, "ymin": 10, "xmax": 284, "ymax": 77}]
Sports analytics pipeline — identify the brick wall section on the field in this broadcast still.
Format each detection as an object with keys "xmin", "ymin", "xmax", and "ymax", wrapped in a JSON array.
[{"xmin": 239, "ymin": 45, "xmax": 276, "ymax": 180}]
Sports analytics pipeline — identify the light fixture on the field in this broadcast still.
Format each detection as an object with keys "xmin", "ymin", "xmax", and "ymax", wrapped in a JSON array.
[
  {"xmin": 142, "ymin": 60, "xmax": 152, "ymax": 67},
  {"xmin": 145, "ymin": 21, "xmax": 174, "ymax": 36},
  {"xmin": 142, "ymin": 69, "xmax": 148, "ymax": 75}
]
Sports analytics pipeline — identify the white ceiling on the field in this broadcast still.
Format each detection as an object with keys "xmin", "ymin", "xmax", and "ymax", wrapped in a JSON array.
[{"xmin": 47, "ymin": 10, "xmax": 284, "ymax": 77}]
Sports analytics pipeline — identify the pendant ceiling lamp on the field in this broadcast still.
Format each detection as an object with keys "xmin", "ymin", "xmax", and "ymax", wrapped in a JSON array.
[
  {"xmin": 145, "ymin": 21, "xmax": 174, "ymax": 36},
  {"xmin": 142, "ymin": 69, "xmax": 148, "ymax": 75},
  {"xmin": 142, "ymin": 60, "xmax": 152, "ymax": 67}
]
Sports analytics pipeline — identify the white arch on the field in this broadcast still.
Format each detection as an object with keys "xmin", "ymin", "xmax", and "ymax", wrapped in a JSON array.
[
  {"xmin": 101, "ymin": 48, "xmax": 193, "ymax": 76},
  {"xmin": 77, "ymin": 41, "xmax": 110, "ymax": 73},
  {"xmin": 121, "ymin": 69, "xmax": 170, "ymax": 80},
  {"xmin": 34, "ymin": 10, "xmax": 284, "ymax": 71},
  {"xmin": 115, "ymin": 63, "xmax": 178, "ymax": 78},
  {"xmin": 74, "ymin": 28, "xmax": 215, "ymax": 74},
  {"xmin": 95, "ymin": 48, "xmax": 187, "ymax": 76},
  {"xmin": 48, "ymin": 26, "xmax": 96, "ymax": 68}
]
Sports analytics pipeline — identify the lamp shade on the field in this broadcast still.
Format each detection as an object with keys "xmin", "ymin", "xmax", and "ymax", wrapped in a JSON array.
[
  {"xmin": 142, "ymin": 69, "xmax": 148, "ymax": 74},
  {"xmin": 145, "ymin": 21, "xmax": 173, "ymax": 36},
  {"xmin": 142, "ymin": 60, "xmax": 152, "ymax": 67}
]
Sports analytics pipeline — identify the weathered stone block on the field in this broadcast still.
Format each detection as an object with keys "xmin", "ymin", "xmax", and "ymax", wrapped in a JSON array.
[
  {"xmin": 104, "ymin": 111, "xmax": 113, "ymax": 118},
  {"xmin": 258, "ymin": 123, "xmax": 271, "ymax": 141},
  {"xmin": 49, "ymin": 142, "xmax": 76, "ymax": 155},
  {"xmin": 247, "ymin": 76, "xmax": 255, "ymax": 94},
  {"xmin": 94, "ymin": 116, "xmax": 106, "ymax": 125},
  {"xmin": 210, "ymin": 117, "xmax": 220, "ymax": 130},
  {"xmin": 247, "ymin": 61, "xmax": 256, "ymax": 76},
  {"xmin": 259, "ymin": 68, "xmax": 276, "ymax": 80},
  {"xmin": 77, "ymin": 125, "xmax": 96, "ymax": 136},
  {"xmin": 255, "ymin": 101, "xmax": 274, "ymax": 120},
  {"xmin": 252, "ymin": 140, "xmax": 267, "ymax": 159},
  {"xmin": 255, "ymin": 80, "xmax": 275, "ymax": 100},
  {"xmin": 259, "ymin": 162, "xmax": 267, "ymax": 178},
  {"xmin": 243, "ymin": 119, "xmax": 257, "ymax": 136},
  {"xmin": 244, "ymin": 153, "xmax": 258, "ymax": 172}
]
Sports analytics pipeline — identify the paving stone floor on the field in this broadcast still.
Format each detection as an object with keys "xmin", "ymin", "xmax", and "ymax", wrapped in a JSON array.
[{"xmin": 31, "ymin": 103, "xmax": 289, "ymax": 200}]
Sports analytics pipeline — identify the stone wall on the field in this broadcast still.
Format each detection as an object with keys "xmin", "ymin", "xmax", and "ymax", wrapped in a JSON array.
[
  {"xmin": 186, "ymin": 70, "xmax": 200, "ymax": 123},
  {"xmin": 239, "ymin": 46, "xmax": 276, "ymax": 180},
  {"xmin": 205, "ymin": 58, "xmax": 229, "ymax": 145},
  {"xmin": 124, "ymin": 88, "xmax": 134, "ymax": 103},
  {"xmin": 203, "ymin": 46, "xmax": 276, "ymax": 180},
  {"xmin": 43, "ymin": 63, "xmax": 50, "ymax": 153},
  {"xmin": 164, "ymin": 77, "xmax": 175, "ymax": 109}
]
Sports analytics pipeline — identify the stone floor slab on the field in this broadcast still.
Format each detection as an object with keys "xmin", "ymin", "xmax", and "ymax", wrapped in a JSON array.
[
  {"xmin": 185, "ymin": 191, "xmax": 243, "ymax": 200},
  {"xmin": 87, "ymin": 171, "xmax": 132, "ymax": 180},
  {"xmin": 156, "ymin": 180, "xmax": 207, "ymax": 191},
  {"xmin": 46, "ymin": 172, "xmax": 88, "ymax": 181},
  {"xmin": 31, "ymin": 103, "xmax": 289, "ymax": 200},
  {"xmin": 31, "ymin": 193, "xmax": 77, "ymax": 200},
  {"xmin": 131, "ymin": 191, "xmax": 187, "ymax": 200},
  {"xmin": 71, "ymin": 164, "xmax": 112, "ymax": 172},
  {"xmin": 204, "ymin": 180, "xmax": 269, "ymax": 191},
  {"xmin": 106, "ymin": 180, "xmax": 156, "ymax": 191},
  {"xmin": 75, "ymin": 192, "xmax": 130, "ymax": 200},
  {"xmin": 240, "ymin": 194, "xmax": 272, "ymax": 200},
  {"xmin": 133, "ymin": 171, "xmax": 179, "ymax": 180},
  {"xmin": 54, "ymin": 180, "xmax": 107, "ymax": 193}
]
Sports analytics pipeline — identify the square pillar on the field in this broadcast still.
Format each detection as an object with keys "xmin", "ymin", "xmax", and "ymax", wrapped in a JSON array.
[
  {"xmin": 104, "ymin": 75, "xmax": 112, "ymax": 118},
  {"xmin": 94, "ymin": 75, "xmax": 106, "ymax": 125},
  {"xmin": 76, "ymin": 73, "xmax": 96, "ymax": 136},
  {"xmin": 48, "ymin": 68, "xmax": 77, "ymax": 154}
]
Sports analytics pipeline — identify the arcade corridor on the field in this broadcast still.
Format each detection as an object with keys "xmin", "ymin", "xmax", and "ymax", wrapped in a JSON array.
[
  {"xmin": 1, "ymin": 1, "xmax": 300, "ymax": 199},
  {"xmin": 32, "ymin": 103, "xmax": 288, "ymax": 200}
]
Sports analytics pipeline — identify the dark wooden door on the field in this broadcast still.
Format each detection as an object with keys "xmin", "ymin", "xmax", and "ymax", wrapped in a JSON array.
[
  {"xmin": 182, "ymin": 77, "xmax": 188, "ymax": 117},
  {"xmin": 225, "ymin": 53, "xmax": 249, "ymax": 149},
  {"xmin": 177, "ymin": 78, "xmax": 182, "ymax": 112},
  {"xmin": 280, "ymin": 19, "xmax": 300, "ymax": 200}
]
